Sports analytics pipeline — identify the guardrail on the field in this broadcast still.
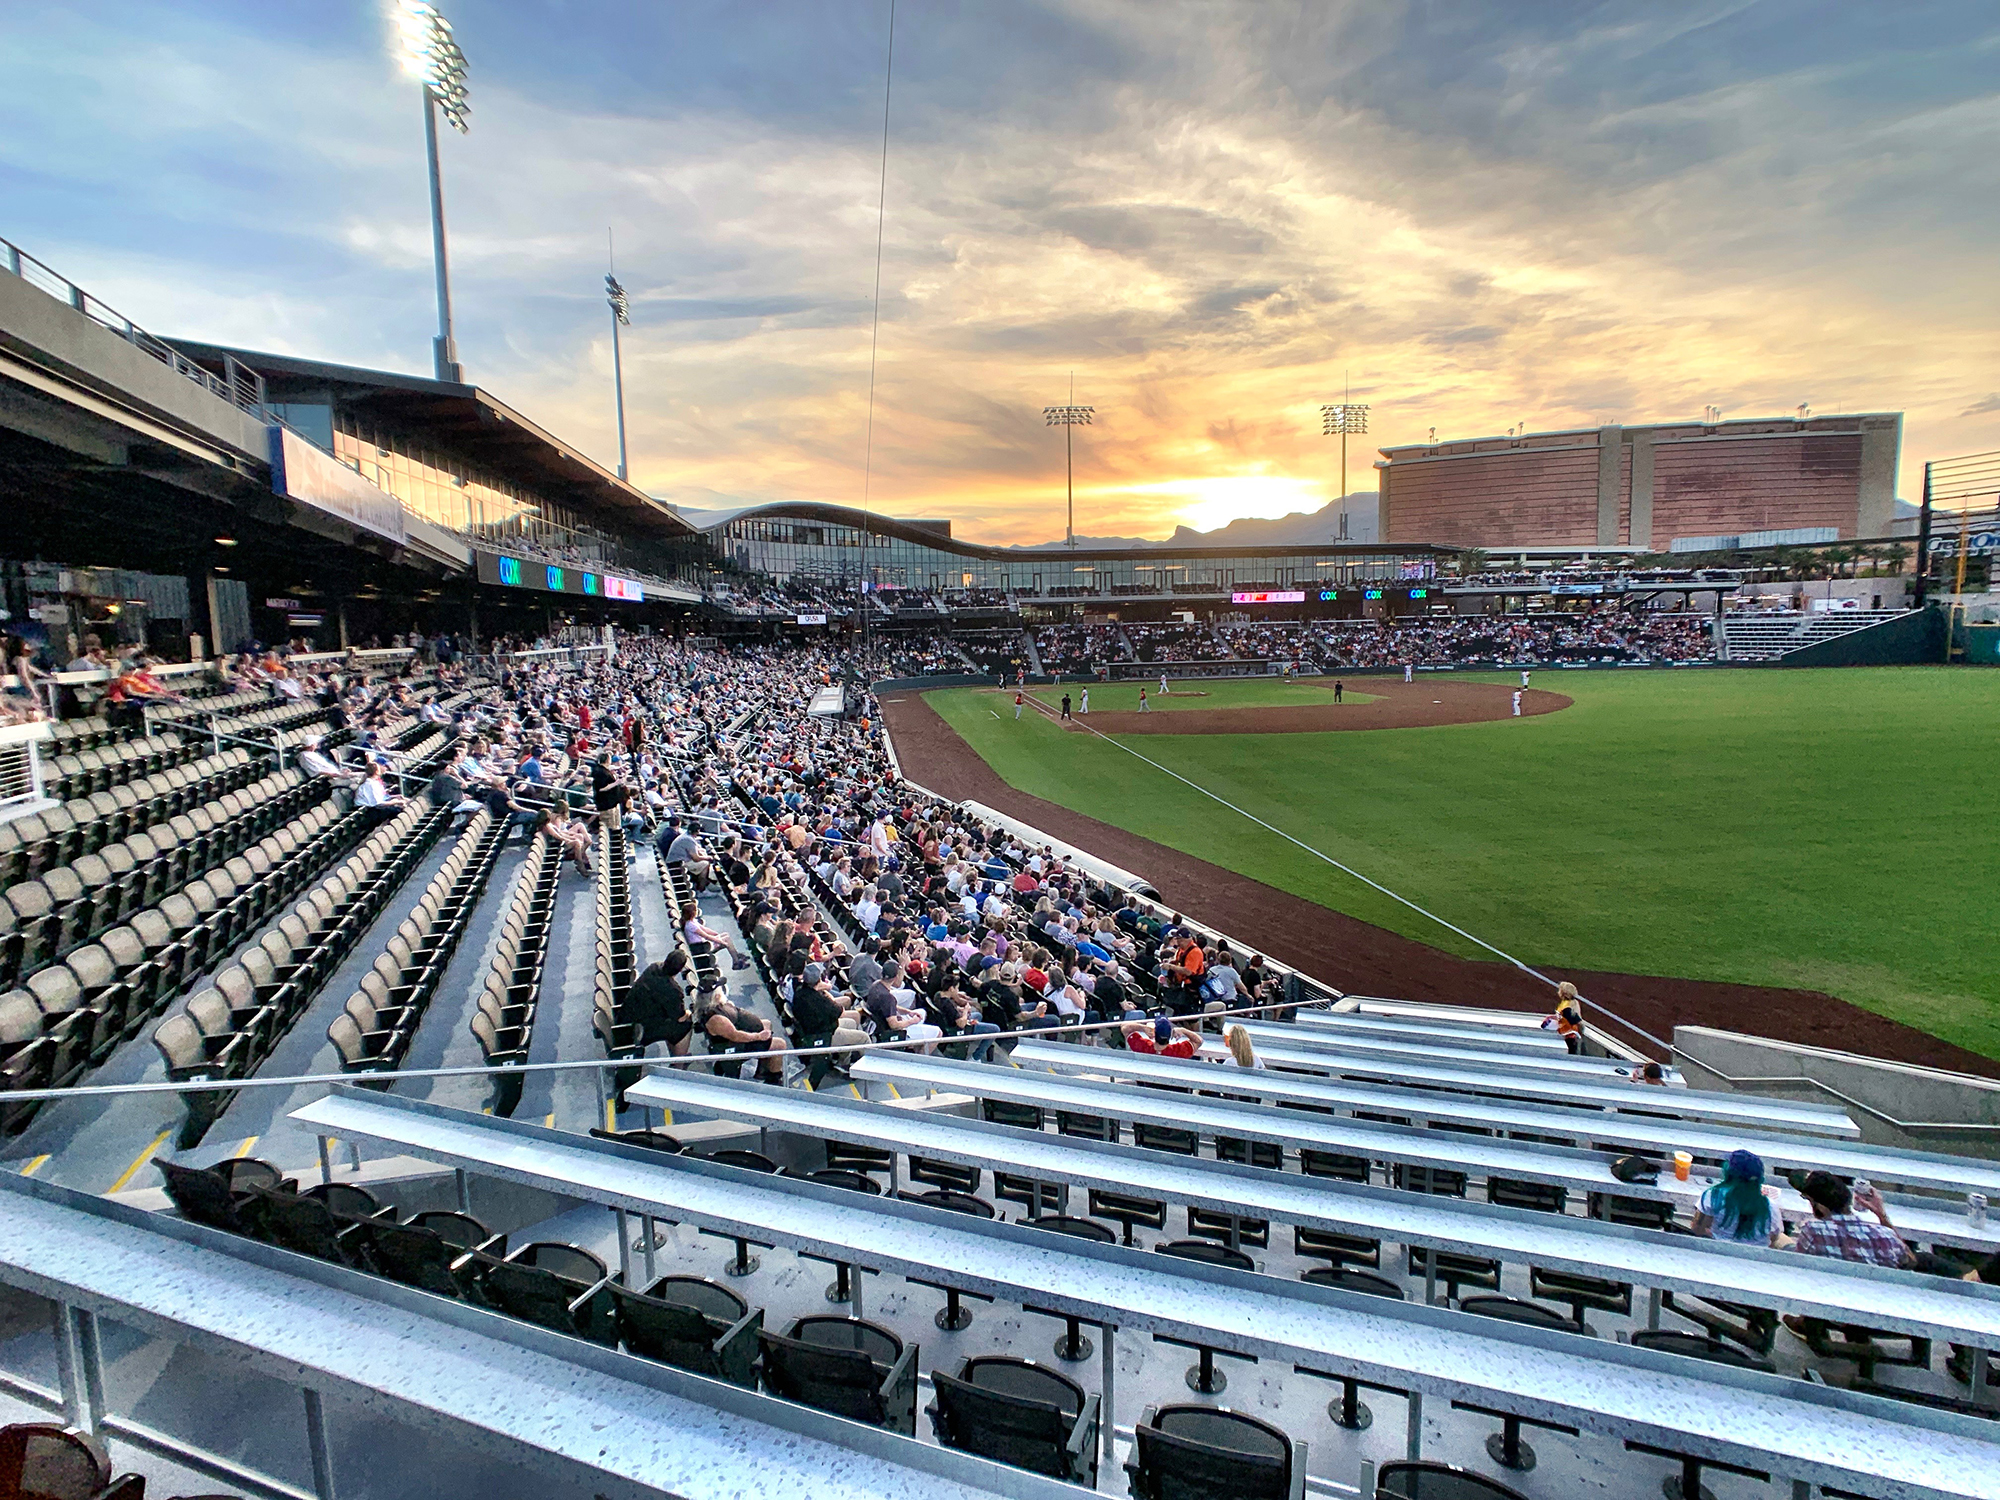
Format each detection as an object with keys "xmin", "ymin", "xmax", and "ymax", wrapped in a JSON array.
[
  {"xmin": 0, "ymin": 720, "xmax": 51, "ymax": 814},
  {"xmin": 3, "ymin": 233, "xmax": 266, "ymax": 414}
]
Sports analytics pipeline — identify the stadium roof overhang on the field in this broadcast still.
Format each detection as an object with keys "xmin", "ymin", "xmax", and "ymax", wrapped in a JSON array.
[
  {"xmin": 164, "ymin": 343, "xmax": 694, "ymax": 540},
  {"xmin": 699, "ymin": 500, "xmax": 1458, "ymax": 562}
]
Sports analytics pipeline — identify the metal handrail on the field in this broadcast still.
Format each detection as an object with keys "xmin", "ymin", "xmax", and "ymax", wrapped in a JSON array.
[
  {"xmin": 3, "ymin": 232, "xmax": 266, "ymax": 414},
  {"xmin": 1671, "ymin": 1050, "xmax": 2000, "ymax": 1136},
  {"xmin": 0, "ymin": 997, "xmax": 1311, "ymax": 1106}
]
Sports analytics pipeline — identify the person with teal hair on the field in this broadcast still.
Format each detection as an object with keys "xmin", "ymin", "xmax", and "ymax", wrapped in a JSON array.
[{"xmin": 1693, "ymin": 1149, "xmax": 1783, "ymax": 1246}]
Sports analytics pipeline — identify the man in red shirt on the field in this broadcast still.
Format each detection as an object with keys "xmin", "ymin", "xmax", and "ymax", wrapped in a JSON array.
[{"xmin": 1123, "ymin": 1017, "xmax": 1200, "ymax": 1059}]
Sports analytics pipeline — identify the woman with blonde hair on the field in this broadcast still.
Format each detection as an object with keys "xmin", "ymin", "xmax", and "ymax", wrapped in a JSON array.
[{"xmin": 1225, "ymin": 1024, "xmax": 1264, "ymax": 1069}]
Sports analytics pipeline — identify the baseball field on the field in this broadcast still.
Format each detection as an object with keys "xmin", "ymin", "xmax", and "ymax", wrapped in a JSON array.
[{"xmin": 899, "ymin": 668, "xmax": 2000, "ymax": 1062}]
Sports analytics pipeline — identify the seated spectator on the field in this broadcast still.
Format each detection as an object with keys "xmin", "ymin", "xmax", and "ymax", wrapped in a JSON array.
[
  {"xmin": 1788, "ymin": 1172, "xmax": 1911, "ymax": 1268},
  {"xmin": 681, "ymin": 900, "xmax": 747, "ymax": 971},
  {"xmin": 624, "ymin": 950, "xmax": 693, "ymax": 1056},
  {"xmin": 354, "ymin": 761, "xmax": 406, "ymax": 826},
  {"xmin": 1224, "ymin": 1025, "xmax": 1264, "ymax": 1069},
  {"xmin": 1693, "ymin": 1150, "xmax": 1783, "ymax": 1246},
  {"xmin": 696, "ymin": 986, "xmax": 787, "ymax": 1083},
  {"xmin": 297, "ymin": 734, "xmax": 360, "ymax": 789},
  {"xmin": 863, "ymin": 961, "xmax": 943, "ymax": 1050},
  {"xmin": 539, "ymin": 807, "xmax": 594, "ymax": 876},
  {"xmin": 1124, "ymin": 1016, "xmax": 1200, "ymax": 1058}
]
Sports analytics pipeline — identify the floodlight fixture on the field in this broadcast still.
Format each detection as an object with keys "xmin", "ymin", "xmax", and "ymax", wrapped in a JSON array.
[
  {"xmin": 606, "ymin": 264, "xmax": 632, "ymax": 480},
  {"xmin": 1044, "ymin": 400, "xmax": 1095, "ymax": 548},
  {"xmin": 1320, "ymin": 400, "xmax": 1371, "ymax": 502},
  {"xmin": 395, "ymin": 1, "xmax": 470, "ymax": 382}
]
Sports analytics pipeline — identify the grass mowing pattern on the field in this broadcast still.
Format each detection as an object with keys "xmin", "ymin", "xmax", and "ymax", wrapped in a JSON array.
[{"xmin": 928, "ymin": 667, "xmax": 2000, "ymax": 1058}]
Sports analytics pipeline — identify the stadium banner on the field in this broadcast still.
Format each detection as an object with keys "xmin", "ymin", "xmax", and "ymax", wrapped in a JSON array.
[
  {"xmin": 1231, "ymin": 590, "xmax": 1305, "ymax": 604},
  {"xmin": 795, "ymin": 613, "xmax": 829, "ymax": 625},
  {"xmin": 473, "ymin": 548, "xmax": 645, "ymax": 603},
  {"xmin": 269, "ymin": 425, "xmax": 406, "ymax": 544}
]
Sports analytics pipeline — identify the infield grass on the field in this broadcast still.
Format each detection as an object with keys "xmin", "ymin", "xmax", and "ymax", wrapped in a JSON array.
[{"xmin": 926, "ymin": 668, "xmax": 2000, "ymax": 1058}]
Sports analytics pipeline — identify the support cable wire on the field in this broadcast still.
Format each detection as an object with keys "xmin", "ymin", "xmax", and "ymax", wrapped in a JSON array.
[
  {"xmin": 856, "ymin": 0, "xmax": 896, "ymax": 632},
  {"xmin": 1057, "ymin": 709, "xmax": 1672, "ymax": 1056}
]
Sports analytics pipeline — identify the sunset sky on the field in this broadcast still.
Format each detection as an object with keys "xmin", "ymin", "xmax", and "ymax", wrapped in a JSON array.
[{"xmin": 3, "ymin": 1, "xmax": 1996, "ymax": 543}]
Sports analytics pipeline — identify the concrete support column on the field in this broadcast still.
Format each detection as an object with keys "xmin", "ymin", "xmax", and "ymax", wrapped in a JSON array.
[
  {"xmin": 1629, "ymin": 429, "xmax": 1655, "ymax": 550},
  {"xmin": 1596, "ymin": 426, "xmax": 1624, "ymax": 546}
]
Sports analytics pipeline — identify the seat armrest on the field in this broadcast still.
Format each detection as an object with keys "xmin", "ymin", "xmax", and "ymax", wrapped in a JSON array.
[
  {"xmin": 1067, "ymin": 1391, "xmax": 1101, "ymax": 1459},
  {"xmin": 879, "ymin": 1337, "xmax": 920, "ymax": 1402},
  {"xmin": 566, "ymin": 1273, "xmax": 616, "ymax": 1316},
  {"xmin": 713, "ymin": 1306, "xmax": 764, "ymax": 1387}
]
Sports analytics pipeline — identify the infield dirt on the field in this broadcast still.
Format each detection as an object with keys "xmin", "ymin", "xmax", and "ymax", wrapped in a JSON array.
[{"xmin": 1028, "ymin": 677, "xmax": 1570, "ymax": 735}]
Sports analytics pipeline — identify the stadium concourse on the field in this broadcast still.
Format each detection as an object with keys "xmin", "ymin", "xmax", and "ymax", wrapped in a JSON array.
[{"xmin": 0, "ymin": 632, "xmax": 1997, "ymax": 1500}]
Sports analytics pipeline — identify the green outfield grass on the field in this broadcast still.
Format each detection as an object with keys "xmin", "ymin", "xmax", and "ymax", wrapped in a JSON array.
[
  {"xmin": 1028, "ymin": 677, "xmax": 1377, "ymax": 712},
  {"xmin": 926, "ymin": 668, "xmax": 2000, "ymax": 1058}
]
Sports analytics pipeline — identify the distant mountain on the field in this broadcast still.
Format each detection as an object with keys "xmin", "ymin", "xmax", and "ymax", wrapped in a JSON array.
[{"xmin": 1013, "ymin": 493, "xmax": 1378, "ymax": 550}]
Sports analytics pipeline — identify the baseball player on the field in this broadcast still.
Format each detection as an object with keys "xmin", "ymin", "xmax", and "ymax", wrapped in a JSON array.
[
  {"xmin": 1014, "ymin": 690, "xmax": 1025, "ymax": 720},
  {"xmin": 1512, "ymin": 689, "xmax": 1523, "ymax": 717},
  {"xmin": 1138, "ymin": 686, "xmax": 1150, "ymax": 713},
  {"xmin": 1080, "ymin": 687, "xmax": 1089, "ymax": 715}
]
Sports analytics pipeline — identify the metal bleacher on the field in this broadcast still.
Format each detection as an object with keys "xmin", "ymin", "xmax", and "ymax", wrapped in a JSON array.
[{"xmin": 1721, "ymin": 608, "xmax": 1915, "ymax": 661}]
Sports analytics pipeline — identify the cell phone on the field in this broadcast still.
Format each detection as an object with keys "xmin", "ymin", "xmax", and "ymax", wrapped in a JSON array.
[{"xmin": 1155, "ymin": 1016, "xmax": 1173, "ymax": 1045}]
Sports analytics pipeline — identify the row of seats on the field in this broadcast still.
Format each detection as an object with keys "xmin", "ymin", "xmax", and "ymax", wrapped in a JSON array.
[
  {"xmin": 38, "ymin": 714, "xmax": 132, "ymax": 753},
  {"xmin": 1, "ymin": 794, "xmax": 365, "ymax": 1107},
  {"xmin": 154, "ymin": 798, "xmax": 450, "ymax": 1147},
  {"xmin": 472, "ymin": 832, "xmax": 562, "ymax": 1116},
  {"xmin": 0, "ymin": 797, "xmax": 376, "ymax": 1141},
  {"xmin": 331, "ymin": 808, "xmax": 509, "ymax": 1077},
  {"xmin": 591, "ymin": 826, "xmax": 640, "ymax": 1089},
  {"xmin": 44, "ymin": 733, "xmax": 193, "ymax": 802},
  {"xmin": 1, "ymin": 745, "xmax": 261, "ymax": 894},
  {"xmin": 1, "ymin": 765, "xmax": 329, "ymax": 984}
]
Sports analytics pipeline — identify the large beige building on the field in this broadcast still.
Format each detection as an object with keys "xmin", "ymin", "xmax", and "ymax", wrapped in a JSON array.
[{"xmin": 1377, "ymin": 413, "xmax": 1901, "ymax": 553}]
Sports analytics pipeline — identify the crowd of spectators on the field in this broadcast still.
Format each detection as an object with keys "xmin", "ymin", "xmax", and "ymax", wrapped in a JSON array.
[
  {"xmin": 954, "ymin": 630, "xmax": 1032, "ymax": 679},
  {"xmin": 1033, "ymin": 623, "xmax": 1130, "ymax": 674},
  {"xmin": 1126, "ymin": 622, "xmax": 1230, "ymax": 662},
  {"xmin": 1292, "ymin": 610, "xmax": 1714, "ymax": 668}
]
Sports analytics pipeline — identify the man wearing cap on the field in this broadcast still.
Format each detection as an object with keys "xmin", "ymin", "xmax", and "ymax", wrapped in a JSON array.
[{"xmin": 296, "ymin": 734, "xmax": 359, "ymax": 789}]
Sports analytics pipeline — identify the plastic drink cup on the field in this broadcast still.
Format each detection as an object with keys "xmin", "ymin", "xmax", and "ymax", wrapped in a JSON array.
[
  {"xmin": 1971, "ymin": 1193, "xmax": 1989, "ymax": 1231},
  {"xmin": 1673, "ymin": 1151, "xmax": 1693, "ymax": 1182}
]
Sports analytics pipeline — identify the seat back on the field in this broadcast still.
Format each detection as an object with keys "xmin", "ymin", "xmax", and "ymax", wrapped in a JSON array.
[
  {"xmin": 154, "ymin": 1160, "xmax": 239, "ymax": 1231},
  {"xmin": 478, "ymin": 1259, "xmax": 585, "ymax": 1336},
  {"xmin": 0, "ymin": 1421, "xmax": 112, "ymax": 1500},
  {"xmin": 152, "ymin": 1013, "xmax": 206, "ymax": 1072},
  {"xmin": 757, "ymin": 1330, "xmax": 890, "ymax": 1424},
  {"xmin": 248, "ymin": 1189, "xmax": 347, "ymax": 1262},
  {"xmin": 1131, "ymin": 1408, "xmax": 1291, "ymax": 1500},
  {"xmin": 366, "ymin": 1221, "xmax": 463, "ymax": 1296},
  {"xmin": 1376, "ymin": 1459, "xmax": 1533, "ymax": 1499},
  {"xmin": 611, "ymin": 1284, "xmax": 739, "ymax": 1378},
  {"xmin": 931, "ymin": 1366, "xmax": 1079, "ymax": 1478}
]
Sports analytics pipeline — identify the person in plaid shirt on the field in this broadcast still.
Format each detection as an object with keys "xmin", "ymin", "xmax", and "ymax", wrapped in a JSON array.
[
  {"xmin": 1783, "ymin": 1170, "xmax": 1913, "ymax": 1341},
  {"xmin": 1790, "ymin": 1172, "xmax": 1913, "ymax": 1267}
]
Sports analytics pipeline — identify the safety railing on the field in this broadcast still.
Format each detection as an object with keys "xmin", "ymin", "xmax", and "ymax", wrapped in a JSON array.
[
  {"xmin": 3, "ymin": 233, "xmax": 266, "ymax": 414},
  {"xmin": 0, "ymin": 721, "xmax": 51, "ymax": 813}
]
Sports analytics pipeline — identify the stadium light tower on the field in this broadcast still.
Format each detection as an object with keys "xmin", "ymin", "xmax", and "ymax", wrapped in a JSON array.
[
  {"xmin": 1044, "ymin": 377, "xmax": 1094, "ymax": 548},
  {"xmin": 395, "ymin": 1, "xmax": 470, "ymax": 384},
  {"xmin": 605, "ymin": 234, "xmax": 632, "ymax": 482},
  {"xmin": 1321, "ymin": 397, "xmax": 1370, "ymax": 503}
]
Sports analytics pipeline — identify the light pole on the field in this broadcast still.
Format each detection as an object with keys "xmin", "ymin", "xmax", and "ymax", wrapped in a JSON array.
[
  {"xmin": 395, "ymin": 1, "xmax": 469, "ymax": 384},
  {"xmin": 605, "ymin": 259, "xmax": 631, "ymax": 482},
  {"xmin": 1044, "ymin": 381, "xmax": 1094, "ymax": 548},
  {"xmin": 1321, "ymin": 399, "xmax": 1370, "ymax": 505}
]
